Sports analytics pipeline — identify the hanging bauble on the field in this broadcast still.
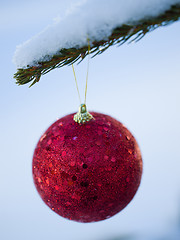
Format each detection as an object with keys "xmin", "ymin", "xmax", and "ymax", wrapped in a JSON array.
[{"xmin": 32, "ymin": 104, "xmax": 143, "ymax": 223}]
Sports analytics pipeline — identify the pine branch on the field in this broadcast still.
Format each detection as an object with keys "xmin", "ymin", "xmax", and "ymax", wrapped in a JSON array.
[{"xmin": 14, "ymin": 4, "xmax": 180, "ymax": 87}]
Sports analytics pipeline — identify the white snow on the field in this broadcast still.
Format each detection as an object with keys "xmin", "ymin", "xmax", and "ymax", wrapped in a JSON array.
[{"xmin": 13, "ymin": 0, "xmax": 180, "ymax": 68}]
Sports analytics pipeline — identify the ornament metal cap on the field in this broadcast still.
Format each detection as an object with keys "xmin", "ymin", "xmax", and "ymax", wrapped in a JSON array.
[{"xmin": 73, "ymin": 104, "xmax": 93, "ymax": 124}]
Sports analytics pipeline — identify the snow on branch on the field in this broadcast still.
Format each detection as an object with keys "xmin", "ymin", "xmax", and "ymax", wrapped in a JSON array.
[{"xmin": 13, "ymin": 0, "xmax": 180, "ymax": 87}]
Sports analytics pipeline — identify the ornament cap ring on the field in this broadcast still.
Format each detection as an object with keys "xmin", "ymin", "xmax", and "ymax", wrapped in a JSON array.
[{"xmin": 73, "ymin": 104, "xmax": 93, "ymax": 124}]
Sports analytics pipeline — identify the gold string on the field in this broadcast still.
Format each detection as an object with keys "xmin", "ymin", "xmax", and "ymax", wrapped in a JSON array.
[
  {"xmin": 72, "ymin": 64, "xmax": 81, "ymax": 104},
  {"xmin": 72, "ymin": 38, "xmax": 90, "ymax": 105},
  {"xmin": 84, "ymin": 38, "xmax": 90, "ymax": 104}
]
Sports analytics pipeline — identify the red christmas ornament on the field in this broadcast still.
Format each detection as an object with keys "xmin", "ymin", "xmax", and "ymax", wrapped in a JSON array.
[{"xmin": 32, "ymin": 105, "xmax": 142, "ymax": 222}]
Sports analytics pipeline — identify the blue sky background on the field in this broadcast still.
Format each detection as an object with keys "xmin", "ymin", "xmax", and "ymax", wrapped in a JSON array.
[{"xmin": 0, "ymin": 1, "xmax": 180, "ymax": 240}]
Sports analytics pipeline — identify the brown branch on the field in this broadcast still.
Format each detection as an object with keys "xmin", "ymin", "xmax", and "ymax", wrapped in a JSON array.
[{"xmin": 14, "ymin": 4, "xmax": 180, "ymax": 87}]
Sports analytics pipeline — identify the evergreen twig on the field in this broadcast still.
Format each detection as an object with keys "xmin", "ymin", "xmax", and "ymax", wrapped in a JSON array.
[{"xmin": 14, "ymin": 4, "xmax": 180, "ymax": 87}]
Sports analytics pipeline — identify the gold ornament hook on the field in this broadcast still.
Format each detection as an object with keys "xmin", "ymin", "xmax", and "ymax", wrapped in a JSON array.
[{"xmin": 73, "ymin": 104, "xmax": 93, "ymax": 124}]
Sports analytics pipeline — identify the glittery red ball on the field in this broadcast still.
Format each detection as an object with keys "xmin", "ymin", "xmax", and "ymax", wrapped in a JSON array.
[{"xmin": 32, "ymin": 112, "xmax": 142, "ymax": 222}]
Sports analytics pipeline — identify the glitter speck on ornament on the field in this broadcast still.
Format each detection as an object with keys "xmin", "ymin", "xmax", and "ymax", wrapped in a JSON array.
[{"xmin": 32, "ymin": 112, "xmax": 143, "ymax": 223}]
